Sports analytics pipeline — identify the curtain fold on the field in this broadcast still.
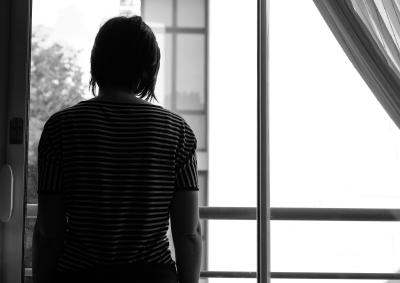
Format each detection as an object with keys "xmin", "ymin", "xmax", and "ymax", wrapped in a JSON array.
[
  {"xmin": 350, "ymin": 0, "xmax": 400, "ymax": 77},
  {"xmin": 313, "ymin": 0, "xmax": 400, "ymax": 130}
]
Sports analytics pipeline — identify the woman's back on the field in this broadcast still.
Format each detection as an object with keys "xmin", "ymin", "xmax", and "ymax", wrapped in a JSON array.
[{"xmin": 38, "ymin": 99, "xmax": 198, "ymax": 272}]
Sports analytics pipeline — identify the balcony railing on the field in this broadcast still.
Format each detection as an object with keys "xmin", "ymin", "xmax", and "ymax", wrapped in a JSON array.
[
  {"xmin": 27, "ymin": 204, "xmax": 400, "ymax": 221},
  {"xmin": 25, "ymin": 205, "xmax": 400, "ymax": 279}
]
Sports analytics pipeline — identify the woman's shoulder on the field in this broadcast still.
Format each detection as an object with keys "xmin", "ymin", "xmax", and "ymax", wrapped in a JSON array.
[{"xmin": 50, "ymin": 99, "xmax": 187, "ymax": 127}]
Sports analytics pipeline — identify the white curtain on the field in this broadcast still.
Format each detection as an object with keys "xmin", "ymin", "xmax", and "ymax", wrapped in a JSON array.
[
  {"xmin": 313, "ymin": 0, "xmax": 400, "ymax": 130},
  {"xmin": 351, "ymin": 0, "xmax": 400, "ymax": 78}
]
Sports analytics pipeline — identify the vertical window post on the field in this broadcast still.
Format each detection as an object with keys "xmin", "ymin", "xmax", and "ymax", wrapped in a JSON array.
[
  {"xmin": 1, "ymin": 0, "xmax": 31, "ymax": 281},
  {"xmin": 257, "ymin": 0, "xmax": 270, "ymax": 282}
]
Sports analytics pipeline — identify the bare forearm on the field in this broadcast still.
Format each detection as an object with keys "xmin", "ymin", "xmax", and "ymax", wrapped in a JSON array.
[{"xmin": 173, "ymin": 233, "xmax": 202, "ymax": 283}]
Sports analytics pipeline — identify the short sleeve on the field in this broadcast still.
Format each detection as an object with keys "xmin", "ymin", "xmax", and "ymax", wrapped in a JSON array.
[
  {"xmin": 175, "ymin": 120, "xmax": 199, "ymax": 191},
  {"xmin": 37, "ymin": 117, "xmax": 63, "ymax": 194}
]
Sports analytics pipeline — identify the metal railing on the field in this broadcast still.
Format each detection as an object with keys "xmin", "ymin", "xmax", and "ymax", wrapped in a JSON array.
[
  {"xmin": 25, "ymin": 205, "xmax": 400, "ymax": 279},
  {"xmin": 27, "ymin": 204, "xmax": 400, "ymax": 221},
  {"xmin": 23, "ymin": 268, "xmax": 400, "ymax": 280}
]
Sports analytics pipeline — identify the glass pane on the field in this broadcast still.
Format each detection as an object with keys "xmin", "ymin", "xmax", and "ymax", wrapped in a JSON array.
[
  {"xmin": 208, "ymin": 221, "xmax": 256, "ymax": 272},
  {"xmin": 177, "ymin": 0, "xmax": 205, "ymax": 28},
  {"xmin": 176, "ymin": 34, "xmax": 205, "ymax": 110},
  {"xmin": 208, "ymin": 1, "xmax": 257, "ymax": 281},
  {"xmin": 143, "ymin": 0, "xmax": 173, "ymax": 27},
  {"xmin": 270, "ymin": 0, "xmax": 400, "ymax": 209},
  {"xmin": 153, "ymin": 32, "xmax": 172, "ymax": 109},
  {"xmin": 272, "ymin": 221, "xmax": 400, "ymax": 274},
  {"xmin": 209, "ymin": 0, "xmax": 257, "ymax": 207},
  {"xmin": 182, "ymin": 114, "xmax": 206, "ymax": 150}
]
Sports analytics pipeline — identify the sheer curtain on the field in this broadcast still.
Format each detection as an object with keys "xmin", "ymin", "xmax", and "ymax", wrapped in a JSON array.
[
  {"xmin": 350, "ymin": 0, "xmax": 400, "ymax": 76},
  {"xmin": 313, "ymin": 0, "xmax": 400, "ymax": 130}
]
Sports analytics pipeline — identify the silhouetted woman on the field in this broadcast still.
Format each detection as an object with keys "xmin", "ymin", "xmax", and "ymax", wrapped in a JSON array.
[{"xmin": 32, "ymin": 16, "xmax": 202, "ymax": 283}]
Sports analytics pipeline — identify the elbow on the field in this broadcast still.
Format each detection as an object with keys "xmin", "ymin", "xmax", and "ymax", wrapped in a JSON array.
[
  {"xmin": 174, "ymin": 221, "xmax": 202, "ymax": 240},
  {"xmin": 195, "ymin": 221, "xmax": 202, "ymax": 236},
  {"xmin": 184, "ymin": 221, "xmax": 202, "ymax": 239}
]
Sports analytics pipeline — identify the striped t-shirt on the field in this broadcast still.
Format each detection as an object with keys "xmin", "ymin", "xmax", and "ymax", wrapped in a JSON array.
[{"xmin": 37, "ymin": 99, "xmax": 199, "ymax": 272}]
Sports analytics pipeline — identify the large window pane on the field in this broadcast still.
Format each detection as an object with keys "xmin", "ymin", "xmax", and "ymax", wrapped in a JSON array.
[
  {"xmin": 209, "ymin": 1, "xmax": 257, "ymax": 282},
  {"xmin": 176, "ymin": 34, "xmax": 205, "ymax": 111},
  {"xmin": 270, "ymin": 0, "xmax": 400, "ymax": 209},
  {"xmin": 209, "ymin": 0, "xmax": 257, "ymax": 207},
  {"xmin": 270, "ymin": 0, "xmax": 400, "ymax": 282}
]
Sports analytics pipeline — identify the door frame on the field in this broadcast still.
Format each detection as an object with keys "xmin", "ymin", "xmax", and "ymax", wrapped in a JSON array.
[{"xmin": 0, "ymin": 0, "xmax": 31, "ymax": 282}]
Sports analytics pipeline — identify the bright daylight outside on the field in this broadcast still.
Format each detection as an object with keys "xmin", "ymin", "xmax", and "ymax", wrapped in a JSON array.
[
  {"xmin": 270, "ymin": 1, "xmax": 400, "ymax": 283},
  {"xmin": 24, "ymin": 0, "xmax": 400, "ymax": 282}
]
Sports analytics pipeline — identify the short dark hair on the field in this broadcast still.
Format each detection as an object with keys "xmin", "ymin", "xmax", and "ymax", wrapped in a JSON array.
[{"xmin": 89, "ymin": 16, "xmax": 160, "ymax": 101}]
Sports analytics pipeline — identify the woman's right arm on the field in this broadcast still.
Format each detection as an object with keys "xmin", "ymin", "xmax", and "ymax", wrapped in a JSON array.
[{"xmin": 170, "ymin": 190, "xmax": 202, "ymax": 283}]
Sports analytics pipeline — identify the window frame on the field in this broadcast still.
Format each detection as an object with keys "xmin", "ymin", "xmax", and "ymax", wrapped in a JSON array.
[
  {"xmin": 258, "ymin": 0, "xmax": 270, "ymax": 282},
  {"xmin": 0, "ymin": 0, "xmax": 31, "ymax": 282}
]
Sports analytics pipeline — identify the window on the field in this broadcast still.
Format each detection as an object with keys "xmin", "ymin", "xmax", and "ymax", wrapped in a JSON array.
[
  {"xmin": 5, "ymin": 0, "xmax": 400, "ymax": 282},
  {"xmin": 270, "ymin": 0, "xmax": 400, "ymax": 280}
]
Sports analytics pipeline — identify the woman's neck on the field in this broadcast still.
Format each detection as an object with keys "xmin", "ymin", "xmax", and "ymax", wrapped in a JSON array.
[{"xmin": 92, "ymin": 87, "xmax": 151, "ymax": 104}]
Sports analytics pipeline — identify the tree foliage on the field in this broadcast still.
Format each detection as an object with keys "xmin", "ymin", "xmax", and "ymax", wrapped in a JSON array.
[{"xmin": 29, "ymin": 26, "xmax": 86, "ymax": 166}]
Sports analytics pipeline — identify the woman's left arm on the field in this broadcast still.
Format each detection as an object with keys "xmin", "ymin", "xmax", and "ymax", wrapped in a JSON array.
[
  {"xmin": 32, "ymin": 194, "xmax": 65, "ymax": 283},
  {"xmin": 33, "ymin": 116, "xmax": 65, "ymax": 283}
]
